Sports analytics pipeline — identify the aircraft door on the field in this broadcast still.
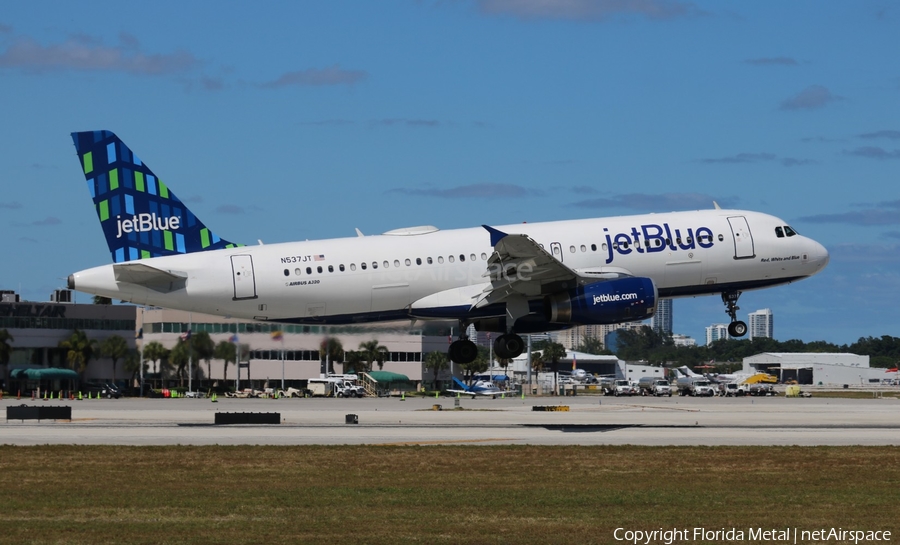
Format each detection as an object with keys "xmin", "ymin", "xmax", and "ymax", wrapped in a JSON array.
[
  {"xmin": 230, "ymin": 255, "xmax": 258, "ymax": 300},
  {"xmin": 727, "ymin": 216, "xmax": 755, "ymax": 259},
  {"xmin": 550, "ymin": 242, "xmax": 563, "ymax": 262}
]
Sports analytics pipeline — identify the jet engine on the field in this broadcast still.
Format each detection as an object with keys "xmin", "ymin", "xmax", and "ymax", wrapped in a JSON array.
[{"xmin": 544, "ymin": 277, "xmax": 657, "ymax": 324}]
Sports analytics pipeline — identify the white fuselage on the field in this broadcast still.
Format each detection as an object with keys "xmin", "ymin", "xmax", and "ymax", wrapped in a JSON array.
[{"xmin": 70, "ymin": 209, "xmax": 829, "ymax": 326}]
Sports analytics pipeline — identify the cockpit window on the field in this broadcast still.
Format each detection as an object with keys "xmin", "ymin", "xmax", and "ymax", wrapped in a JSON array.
[
  {"xmin": 775, "ymin": 226, "xmax": 784, "ymax": 238},
  {"xmin": 784, "ymin": 225, "xmax": 798, "ymax": 237}
]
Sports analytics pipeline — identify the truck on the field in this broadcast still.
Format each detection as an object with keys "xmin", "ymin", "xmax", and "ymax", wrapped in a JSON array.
[
  {"xmin": 602, "ymin": 379, "xmax": 638, "ymax": 396},
  {"xmin": 638, "ymin": 377, "xmax": 672, "ymax": 397},
  {"xmin": 308, "ymin": 375, "xmax": 367, "ymax": 398},
  {"xmin": 720, "ymin": 382, "xmax": 749, "ymax": 397},
  {"xmin": 675, "ymin": 376, "xmax": 716, "ymax": 397}
]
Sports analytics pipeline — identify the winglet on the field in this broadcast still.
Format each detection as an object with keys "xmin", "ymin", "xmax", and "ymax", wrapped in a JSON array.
[{"xmin": 482, "ymin": 225, "xmax": 508, "ymax": 247}]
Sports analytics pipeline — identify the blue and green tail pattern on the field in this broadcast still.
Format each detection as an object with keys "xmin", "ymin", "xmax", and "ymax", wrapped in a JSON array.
[{"xmin": 71, "ymin": 130, "xmax": 242, "ymax": 263}]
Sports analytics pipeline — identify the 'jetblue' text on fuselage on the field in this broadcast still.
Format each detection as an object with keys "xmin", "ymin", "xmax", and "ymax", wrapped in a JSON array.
[{"xmin": 602, "ymin": 223, "xmax": 714, "ymax": 264}]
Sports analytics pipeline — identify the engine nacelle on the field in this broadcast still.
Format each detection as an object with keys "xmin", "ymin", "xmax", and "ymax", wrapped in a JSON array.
[{"xmin": 544, "ymin": 277, "xmax": 657, "ymax": 324}]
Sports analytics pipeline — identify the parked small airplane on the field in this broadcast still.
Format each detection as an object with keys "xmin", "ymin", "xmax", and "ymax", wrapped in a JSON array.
[
  {"xmin": 447, "ymin": 377, "xmax": 515, "ymax": 398},
  {"xmin": 67, "ymin": 131, "xmax": 829, "ymax": 364}
]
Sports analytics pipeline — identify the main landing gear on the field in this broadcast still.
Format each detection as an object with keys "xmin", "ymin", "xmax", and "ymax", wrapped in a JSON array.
[
  {"xmin": 448, "ymin": 329, "xmax": 478, "ymax": 364},
  {"xmin": 494, "ymin": 333, "xmax": 525, "ymax": 360},
  {"xmin": 722, "ymin": 291, "xmax": 747, "ymax": 337},
  {"xmin": 447, "ymin": 327, "xmax": 526, "ymax": 364}
]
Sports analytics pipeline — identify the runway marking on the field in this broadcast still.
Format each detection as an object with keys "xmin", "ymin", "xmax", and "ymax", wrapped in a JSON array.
[{"xmin": 374, "ymin": 438, "xmax": 516, "ymax": 446}]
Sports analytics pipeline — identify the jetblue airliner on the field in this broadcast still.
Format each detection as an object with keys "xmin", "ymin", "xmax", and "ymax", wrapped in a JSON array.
[{"xmin": 67, "ymin": 131, "xmax": 829, "ymax": 364}]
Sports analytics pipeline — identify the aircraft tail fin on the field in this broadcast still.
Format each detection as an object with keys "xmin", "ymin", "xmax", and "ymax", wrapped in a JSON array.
[
  {"xmin": 71, "ymin": 130, "xmax": 241, "ymax": 263},
  {"xmin": 452, "ymin": 377, "xmax": 470, "ymax": 391}
]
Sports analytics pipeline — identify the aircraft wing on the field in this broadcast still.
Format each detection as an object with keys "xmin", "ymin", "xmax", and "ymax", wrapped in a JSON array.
[{"xmin": 472, "ymin": 226, "xmax": 581, "ymax": 309}]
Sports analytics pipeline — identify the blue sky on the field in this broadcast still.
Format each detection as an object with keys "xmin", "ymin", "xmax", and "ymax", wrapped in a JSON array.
[{"xmin": 1, "ymin": 1, "xmax": 898, "ymax": 345}]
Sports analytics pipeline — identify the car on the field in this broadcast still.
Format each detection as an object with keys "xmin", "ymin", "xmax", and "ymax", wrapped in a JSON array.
[{"xmin": 81, "ymin": 382, "xmax": 122, "ymax": 399}]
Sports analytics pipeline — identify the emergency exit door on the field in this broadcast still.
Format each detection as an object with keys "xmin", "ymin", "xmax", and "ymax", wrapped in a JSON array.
[{"xmin": 230, "ymin": 255, "xmax": 258, "ymax": 300}]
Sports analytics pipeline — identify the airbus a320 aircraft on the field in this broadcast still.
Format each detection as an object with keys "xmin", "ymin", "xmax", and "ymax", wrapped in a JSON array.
[{"xmin": 67, "ymin": 131, "xmax": 829, "ymax": 364}]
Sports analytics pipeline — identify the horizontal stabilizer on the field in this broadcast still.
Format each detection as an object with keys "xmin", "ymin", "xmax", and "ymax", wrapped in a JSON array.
[{"xmin": 113, "ymin": 262, "xmax": 187, "ymax": 293}]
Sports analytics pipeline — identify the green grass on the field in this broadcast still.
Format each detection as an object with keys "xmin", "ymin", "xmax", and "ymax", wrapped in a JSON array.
[{"xmin": 0, "ymin": 446, "xmax": 898, "ymax": 544}]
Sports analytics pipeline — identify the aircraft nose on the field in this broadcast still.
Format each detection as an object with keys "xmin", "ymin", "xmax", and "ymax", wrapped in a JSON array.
[{"xmin": 809, "ymin": 239, "xmax": 829, "ymax": 270}]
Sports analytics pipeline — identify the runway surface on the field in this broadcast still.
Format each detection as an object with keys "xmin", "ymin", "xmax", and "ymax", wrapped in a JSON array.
[{"xmin": 2, "ymin": 394, "xmax": 898, "ymax": 446}]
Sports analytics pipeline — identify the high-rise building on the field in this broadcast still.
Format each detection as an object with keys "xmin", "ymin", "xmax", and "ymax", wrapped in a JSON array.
[
  {"xmin": 749, "ymin": 308, "xmax": 774, "ymax": 340},
  {"xmin": 672, "ymin": 334, "xmax": 696, "ymax": 347},
  {"xmin": 650, "ymin": 299, "xmax": 672, "ymax": 335},
  {"xmin": 706, "ymin": 324, "xmax": 730, "ymax": 346}
]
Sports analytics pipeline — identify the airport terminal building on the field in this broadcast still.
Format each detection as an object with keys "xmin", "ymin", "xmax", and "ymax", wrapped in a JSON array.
[
  {"xmin": 0, "ymin": 290, "xmax": 137, "ymax": 391},
  {"xmin": 139, "ymin": 308, "xmax": 450, "ymax": 388}
]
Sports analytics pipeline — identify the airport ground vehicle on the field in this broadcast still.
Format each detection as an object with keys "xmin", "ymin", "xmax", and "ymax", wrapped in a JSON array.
[
  {"xmin": 721, "ymin": 383, "xmax": 749, "ymax": 397},
  {"xmin": 602, "ymin": 379, "xmax": 638, "ymax": 396},
  {"xmin": 81, "ymin": 382, "xmax": 122, "ymax": 399},
  {"xmin": 638, "ymin": 377, "xmax": 672, "ymax": 396},
  {"xmin": 308, "ymin": 374, "xmax": 367, "ymax": 397},
  {"xmin": 675, "ymin": 377, "xmax": 716, "ymax": 396}
]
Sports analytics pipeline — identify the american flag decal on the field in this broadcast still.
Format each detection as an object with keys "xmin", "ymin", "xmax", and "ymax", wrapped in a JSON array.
[{"xmin": 314, "ymin": 254, "xmax": 325, "ymax": 261}]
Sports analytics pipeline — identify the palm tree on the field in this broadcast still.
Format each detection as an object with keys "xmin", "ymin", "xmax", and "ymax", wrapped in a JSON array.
[
  {"xmin": 424, "ymin": 351, "xmax": 449, "ymax": 390},
  {"xmin": 319, "ymin": 337, "xmax": 344, "ymax": 375},
  {"xmin": 59, "ymin": 330, "xmax": 98, "ymax": 377},
  {"xmin": 92, "ymin": 295, "xmax": 112, "ymax": 305},
  {"xmin": 0, "ymin": 329, "xmax": 13, "ymax": 382},
  {"xmin": 191, "ymin": 331, "xmax": 215, "ymax": 384},
  {"xmin": 359, "ymin": 339, "xmax": 388, "ymax": 371},
  {"xmin": 541, "ymin": 342, "xmax": 568, "ymax": 394},
  {"xmin": 122, "ymin": 348, "xmax": 142, "ymax": 390},
  {"xmin": 99, "ymin": 335, "xmax": 128, "ymax": 383},
  {"xmin": 142, "ymin": 341, "xmax": 169, "ymax": 388},
  {"xmin": 344, "ymin": 350, "xmax": 364, "ymax": 374},
  {"xmin": 169, "ymin": 340, "xmax": 191, "ymax": 387},
  {"xmin": 214, "ymin": 340, "xmax": 237, "ymax": 387}
]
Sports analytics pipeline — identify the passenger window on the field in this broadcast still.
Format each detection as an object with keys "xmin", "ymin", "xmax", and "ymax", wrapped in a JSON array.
[
  {"xmin": 384, "ymin": 261, "xmax": 389, "ymax": 268},
  {"xmin": 372, "ymin": 262, "xmax": 378, "ymax": 269},
  {"xmin": 429, "ymin": 257, "xmax": 435, "ymax": 264},
  {"xmin": 470, "ymin": 253, "xmax": 476, "ymax": 261},
  {"xmin": 481, "ymin": 253, "xmax": 487, "ymax": 260},
  {"xmin": 655, "ymin": 240, "xmax": 662, "ymax": 247},
  {"xmin": 328, "ymin": 265, "xmax": 334, "ymax": 273},
  {"xmin": 339, "ymin": 264, "xmax": 345, "ymax": 272},
  {"xmin": 569, "ymin": 246, "xmax": 576, "ymax": 253},
  {"xmin": 449, "ymin": 256, "xmax": 455, "ymax": 263},
  {"xmin": 602, "ymin": 243, "xmax": 607, "ymax": 251},
  {"xmin": 306, "ymin": 267, "xmax": 312, "ymax": 275},
  {"xmin": 361, "ymin": 263, "xmax": 367, "ymax": 270},
  {"xmin": 317, "ymin": 266, "xmax": 323, "ymax": 273},
  {"xmin": 459, "ymin": 254, "xmax": 465, "ymax": 262},
  {"xmin": 295, "ymin": 268, "xmax": 302, "ymax": 276},
  {"xmin": 775, "ymin": 226, "xmax": 784, "ymax": 238},
  {"xmin": 416, "ymin": 258, "xmax": 422, "ymax": 265},
  {"xmin": 438, "ymin": 256, "xmax": 444, "ymax": 264},
  {"xmin": 350, "ymin": 264, "xmax": 357, "ymax": 271},
  {"xmin": 405, "ymin": 259, "xmax": 411, "ymax": 266},
  {"xmin": 591, "ymin": 244, "xmax": 597, "ymax": 251},
  {"xmin": 580, "ymin": 245, "xmax": 586, "ymax": 252},
  {"xmin": 283, "ymin": 269, "xmax": 289, "ymax": 277},
  {"xmin": 784, "ymin": 226, "xmax": 797, "ymax": 237},
  {"xmin": 718, "ymin": 234, "xmax": 724, "ymax": 242}
]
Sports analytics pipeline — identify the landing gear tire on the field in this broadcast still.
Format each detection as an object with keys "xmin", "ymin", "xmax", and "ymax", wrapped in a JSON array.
[
  {"xmin": 448, "ymin": 339, "xmax": 478, "ymax": 364},
  {"xmin": 494, "ymin": 333, "xmax": 525, "ymax": 359},
  {"xmin": 728, "ymin": 321, "xmax": 747, "ymax": 337}
]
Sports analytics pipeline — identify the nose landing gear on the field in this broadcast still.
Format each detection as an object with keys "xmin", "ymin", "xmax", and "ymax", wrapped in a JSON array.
[{"xmin": 722, "ymin": 291, "xmax": 747, "ymax": 337}]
